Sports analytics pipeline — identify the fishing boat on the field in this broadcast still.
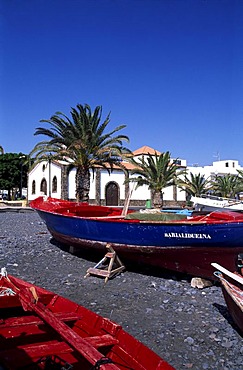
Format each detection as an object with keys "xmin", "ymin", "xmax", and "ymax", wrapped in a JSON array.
[
  {"xmin": 211, "ymin": 262, "xmax": 243, "ymax": 334},
  {"xmin": 191, "ymin": 195, "xmax": 243, "ymax": 212},
  {"xmin": 0, "ymin": 268, "xmax": 174, "ymax": 370},
  {"xmin": 30, "ymin": 196, "xmax": 243, "ymax": 280}
]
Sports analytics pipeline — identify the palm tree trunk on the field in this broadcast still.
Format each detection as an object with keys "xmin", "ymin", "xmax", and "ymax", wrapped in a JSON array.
[
  {"xmin": 95, "ymin": 168, "xmax": 101, "ymax": 205},
  {"xmin": 76, "ymin": 167, "xmax": 90, "ymax": 202},
  {"xmin": 153, "ymin": 190, "xmax": 163, "ymax": 209},
  {"xmin": 61, "ymin": 165, "xmax": 69, "ymax": 200}
]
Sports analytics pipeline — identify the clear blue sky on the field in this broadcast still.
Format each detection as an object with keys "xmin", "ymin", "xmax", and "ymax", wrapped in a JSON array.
[{"xmin": 1, "ymin": 0, "xmax": 243, "ymax": 166}]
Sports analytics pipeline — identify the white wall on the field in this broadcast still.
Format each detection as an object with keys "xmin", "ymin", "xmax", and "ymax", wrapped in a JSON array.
[
  {"xmin": 187, "ymin": 159, "xmax": 242, "ymax": 180},
  {"xmin": 68, "ymin": 168, "xmax": 97, "ymax": 199},
  {"xmin": 100, "ymin": 170, "xmax": 125, "ymax": 200},
  {"xmin": 28, "ymin": 162, "xmax": 188, "ymax": 204},
  {"xmin": 68, "ymin": 168, "xmax": 76, "ymax": 199},
  {"xmin": 28, "ymin": 161, "xmax": 60, "ymax": 200},
  {"xmin": 28, "ymin": 155, "xmax": 243, "ymax": 205}
]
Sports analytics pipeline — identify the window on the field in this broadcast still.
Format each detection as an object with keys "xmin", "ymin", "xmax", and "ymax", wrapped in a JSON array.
[
  {"xmin": 32, "ymin": 180, "xmax": 36, "ymax": 194},
  {"xmin": 52, "ymin": 176, "xmax": 57, "ymax": 193}
]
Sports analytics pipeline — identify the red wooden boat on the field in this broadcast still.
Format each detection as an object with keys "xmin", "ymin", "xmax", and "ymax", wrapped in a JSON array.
[
  {"xmin": 211, "ymin": 262, "xmax": 243, "ymax": 334},
  {"xmin": 30, "ymin": 196, "xmax": 243, "ymax": 279},
  {"xmin": 0, "ymin": 268, "xmax": 174, "ymax": 370}
]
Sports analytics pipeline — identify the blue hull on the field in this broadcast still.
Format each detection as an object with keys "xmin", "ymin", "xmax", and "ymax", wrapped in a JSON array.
[
  {"xmin": 39, "ymin": 210, "xmax": 243, "ymax": 248},
  {"xmin": 31, "ymin": 197, "xmax": 243, "ymax": 279}
]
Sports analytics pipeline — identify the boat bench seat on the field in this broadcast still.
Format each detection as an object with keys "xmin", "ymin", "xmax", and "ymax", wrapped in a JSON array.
[
  {"xmin": 0, "ymin": 341, "xmax": 73, "ymax": 368},
  {"xmin": 0, "ymin": 311, "xmax": 82, "ymax": 329},
  {"xmin": 86, "ymin": 333, "xmax": 119, "ymax": 347},
  {"xmin": 0, "ymin": 335, "xmax": 119, "ymax": 368}
]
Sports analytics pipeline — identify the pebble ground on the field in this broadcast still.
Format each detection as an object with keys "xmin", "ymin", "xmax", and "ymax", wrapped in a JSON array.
[{"xmin": 0, "ymin": 210, "xmax": 242, "ymax": 370}]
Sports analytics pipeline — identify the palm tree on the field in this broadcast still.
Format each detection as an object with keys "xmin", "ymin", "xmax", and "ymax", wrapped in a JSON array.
[
  {"xmin": 177, "ymin": 172, "xmax": 211, "ymax": 197},
  {"xmin": 30, "ymin": 104, "xmax": 131, "ymax": 202},
  {"xmin": 127, "ymin": 151, "xmax": 185, "ymax": 208},
  {"xmin": 237, "ymin": 169, "xmax": 243, "ymax": 180},
  {"xmin": 210, "ymin": 174, "xmax": 243, "ymax": 198}
]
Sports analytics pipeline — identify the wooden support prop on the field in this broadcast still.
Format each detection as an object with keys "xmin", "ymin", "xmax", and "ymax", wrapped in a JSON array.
[
  {"xmin": 122, "ymin": 182, "xmax": 135, "ymax": 217},
  {"xmin": 84, "ymin": 244, "xmax": 125, "ymax": 283}
]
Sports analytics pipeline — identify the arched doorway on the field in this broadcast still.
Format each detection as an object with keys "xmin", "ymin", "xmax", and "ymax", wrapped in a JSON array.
[
  {"xmin": 40, "ymin": 178, "xmax": 47, "ymax": 195},
  {"xmin": 105, "ymin": 182, "xmax": 119, "ymax": 206}
]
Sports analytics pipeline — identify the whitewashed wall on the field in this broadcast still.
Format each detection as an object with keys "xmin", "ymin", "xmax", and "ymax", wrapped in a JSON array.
[
  {"xmin": 89, "ymin": 171, "xmax": 96, "ymax": 200},
  {"xmin": 130, "ymin": 183, "xmax": 151, "ymax": 200},
  {"xmin": 29, "ymin": 159, "xmax": 234, "ymax": 204},
  {"xmin": 68, "ymin": 168, "xmax": 76, "ymax": 199},
  {"xmin": 187, "ymin": 159, "xmax": 241, "ymax": 180},
  {"xmin": 28, "ymin": 162, "xmax": 187, "ymax": 204},
  {"xmin": 163, "ymin": 186, "xmax": 173, "ymax": 200},
  {"xmin": 100, "ymin": 170, "xmax": 125, "ymax": 200},
  {"xmin": 28, "ymin": 156, "xmax": 243, "ymax": 206},
  {"xmin": 28, "ymin": 161, "xmax": 62, "ymax": 201}
]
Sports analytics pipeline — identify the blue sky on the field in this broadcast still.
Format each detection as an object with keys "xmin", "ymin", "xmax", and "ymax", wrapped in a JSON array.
[{"xmin": 1, "ymin": 0, "xmax": 243, "ymax": 166}]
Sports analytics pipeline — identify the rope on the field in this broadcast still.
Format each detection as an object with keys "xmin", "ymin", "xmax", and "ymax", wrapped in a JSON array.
[
  {"xmin": 214, "ymin": 271, "xmax": 243, "ymax": 296},
  {"xmin": 0, "ymin": 287, "xmax": 16, "ymax": 296},
  {"xmin": 0, "ymin": 267, "xmax": 7, "ymax": 277},
  {"xmin": 90, "ymin": 357, "xmax": 113, "ymax": 370}
]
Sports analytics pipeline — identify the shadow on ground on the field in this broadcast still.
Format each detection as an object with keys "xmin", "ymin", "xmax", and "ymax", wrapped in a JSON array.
[
  {"xmin": 213, "ymin": 303, "xmax": 243, "ymax": 337},
  {"xmin": 50, "ymin": 237, "xmax": 194, "ymax": 282}
]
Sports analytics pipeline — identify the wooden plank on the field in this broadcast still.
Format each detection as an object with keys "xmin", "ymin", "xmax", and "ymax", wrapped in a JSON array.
[
  {"xmin": 211, "ymin": 263, "xmax": 243, "ymax": 285},
  {"xmin": 86, "ymin": 268, "xmax": 110, "ymax": 277},
  {"xmin": 0, "ymin": 341, "xmax": 72, "ymax": 368},
  {"xmin": 0, "ymin": 311, "xmax": 81, "ymax": 328},
  {"xmin": 139, "ymin": 220, "xmax": 208, "ymax": 224},
  {"xmin": 86, "ymin": 215, "xmax": 125, "ymax": 220},
  {"xmin": 0, "ymin": 340, "xmax": 71, "ymax": 356},
  {"xmin": 86, "ymin": 334, "xmax": 119, "ymax": 347}
]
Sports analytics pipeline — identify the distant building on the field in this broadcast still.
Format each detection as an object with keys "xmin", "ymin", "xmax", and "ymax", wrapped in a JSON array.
[{"xmin": 187, "ymin": 159, "xmax": 242, "ymax": 179}]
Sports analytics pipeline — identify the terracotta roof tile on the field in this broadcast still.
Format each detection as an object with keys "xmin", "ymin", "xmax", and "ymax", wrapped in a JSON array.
[{"xmin": 132, "ymin": 146, "xmax": 161, "ymax": 156}]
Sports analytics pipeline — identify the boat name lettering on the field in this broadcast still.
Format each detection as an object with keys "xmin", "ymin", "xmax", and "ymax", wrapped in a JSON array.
[{"xmin": 164, "ymin": 232, "xmax": 211, "ymax": 239}]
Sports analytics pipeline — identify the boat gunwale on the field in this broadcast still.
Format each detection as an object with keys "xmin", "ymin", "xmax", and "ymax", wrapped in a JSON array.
[
  {"xmin": 33, "ymin": 207, "xmax": 243, "ymax": 226},
  {"xmin": 31, "ymin": 196, "xmax": 243, "ymax": 225},
  {"xmin": 220, "ymin": 278, "xmax": 243, "ymax": 317}
]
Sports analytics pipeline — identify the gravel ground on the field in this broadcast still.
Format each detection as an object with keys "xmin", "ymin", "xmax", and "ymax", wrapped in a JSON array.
[{"xmin": 0, "ymin": 210, "xmax": 242, "ymax": 370}]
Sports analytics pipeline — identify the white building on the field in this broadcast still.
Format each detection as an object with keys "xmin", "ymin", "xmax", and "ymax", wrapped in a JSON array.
[
  {"xmin": 187, "ymin": 159, "xmax": 242, "ymax": 180},
  {"xmin": 28, "ymin": 146, "xmax": 243, "ymax": 207},
  {"xmin": 28, "ymin": 146, "xmax": 187, "ymax": 207}
]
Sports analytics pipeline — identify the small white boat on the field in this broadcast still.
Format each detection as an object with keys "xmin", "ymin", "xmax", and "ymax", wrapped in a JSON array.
[{"xmin": 191, "ymin": 195, "xmax": 243, "ymax": 212}]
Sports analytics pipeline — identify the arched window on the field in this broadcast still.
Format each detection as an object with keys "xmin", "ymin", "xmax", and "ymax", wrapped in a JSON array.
[
  {"xmin": 40, "ymin": 178, "xmax": 47, "ymax": 195},
  {"xmin": 52, "ymin": 176, "xmax": 57, "ymax": 193},
  {"xmin": 32, "ymin": 180, "xmax": 36, "ymax": 194},
  {"xmin": 105, "ymin": 181, "xmax": 119, "ymax": 206}
]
